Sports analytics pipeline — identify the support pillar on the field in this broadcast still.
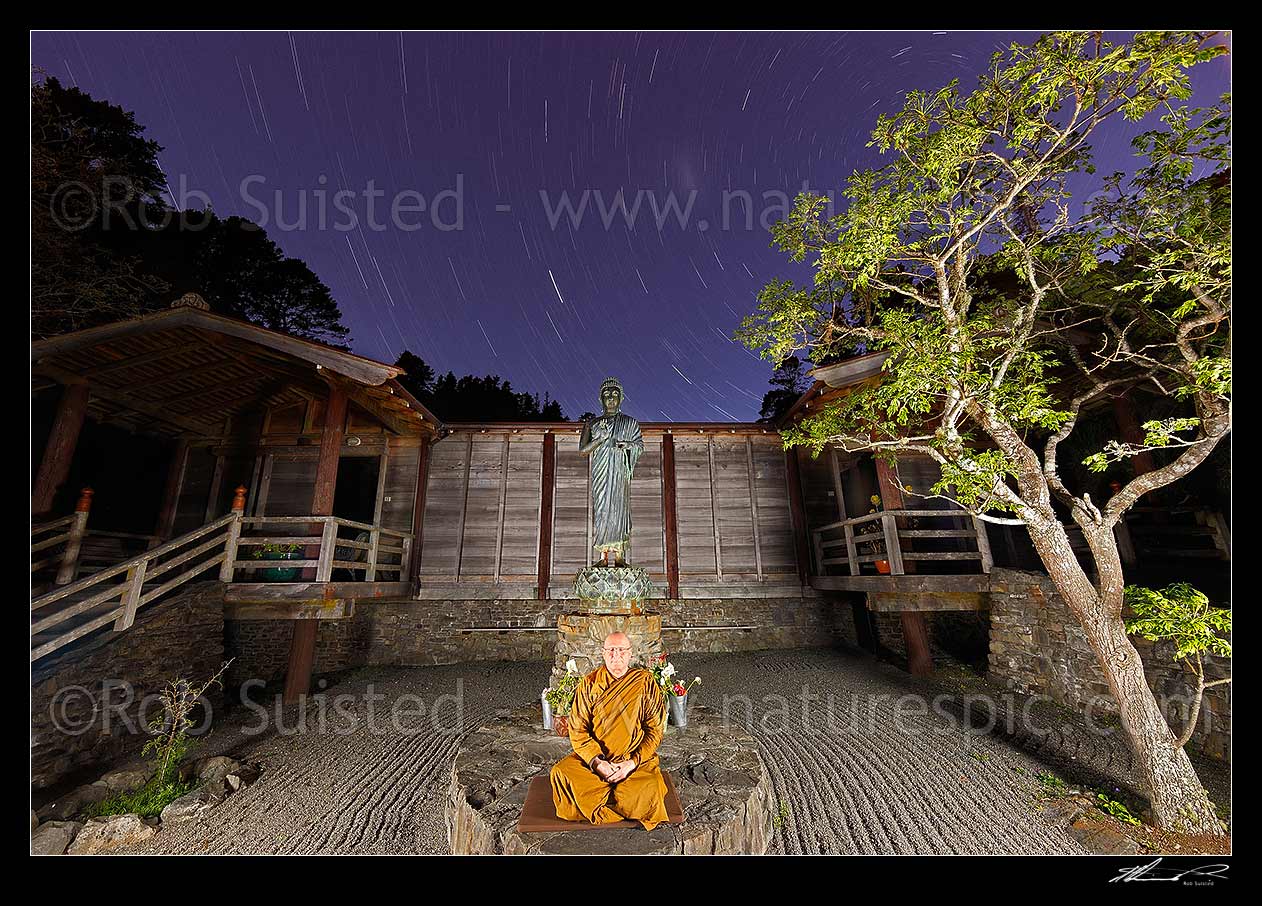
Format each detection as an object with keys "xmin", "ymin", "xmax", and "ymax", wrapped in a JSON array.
[
  {"xmin": 785, "ymin": 447, "xmax": 811, "ymax": 585},
  {"xmin": 536, "ymin": 432, "xmax": 556, "ymax": 600},
  {"xmin": 661, "ymin": 433, "xmax": 680, "ymax": 599},
  {"xmin": 408, "ymin": 435, "xmax": 432, "ymax": 583},
  {"xmin": 874, "ymin": 454, "xmax": 935, "ymax": 674},
  {"xmin": 33, "ymin": 383, "xmax": 90, "ymax": 516},
  {"xmin": 285, "ymin": 383, "xmax": 348, "ymax": 704},
  {"xmin": 155, "ymin": 438, "xmax": 190, "ymax": 541}
]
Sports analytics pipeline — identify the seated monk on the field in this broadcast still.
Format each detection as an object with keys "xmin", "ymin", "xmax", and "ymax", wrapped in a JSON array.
[{"xmin": 549, "ymin": 631, "xmax": 669, "ymax": 830}]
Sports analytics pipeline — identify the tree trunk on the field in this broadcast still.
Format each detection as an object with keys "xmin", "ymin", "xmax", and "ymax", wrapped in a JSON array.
[{"xmin": 1029, "ymin": 519, "xmax": 1224, "ymax": 836}]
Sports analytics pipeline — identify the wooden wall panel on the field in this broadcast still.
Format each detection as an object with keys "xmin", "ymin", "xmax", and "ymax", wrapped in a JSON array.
[
  {"xmin": 419, "ymin": 436, "xmax": 469, "ymax": 577},
  {"xmin": 712, "ymin": 438, "xmax": 756, "ymax": 574},
  {"xmin": 753, "ymin": 441, "xmax": 797, "ymax": 574},
  {"xmin": 172, "ymin": 447, "xmax": 217, "ymax": 536},
  {"xmin": 381, "ymin": 441, "xmax": 419, "ymax": 532},
  {"xmin": 551, "ymin": 434, "xmax": 589, "ymax": 577},
  {"xmin": 629, "ymin": 437, "xmax": 665, "ymax": 575},
  {"xmin": 500, "ymin": 436, "xmax": 542, "ymax": 577},
  {"xmin": 457, "ymin": 438, "xmax": 506, "ymax": 578},
  {"xmin": 674, "ymin": 439, "xmax": 717, "ymax": 575}
]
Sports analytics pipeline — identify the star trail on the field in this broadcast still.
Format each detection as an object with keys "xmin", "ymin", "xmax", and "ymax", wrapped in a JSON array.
[{"xmin": 30, "ymin": 31, "xmax": 1231, "ymax": 421}]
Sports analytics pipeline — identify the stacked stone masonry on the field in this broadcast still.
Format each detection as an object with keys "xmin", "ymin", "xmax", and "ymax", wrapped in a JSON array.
[
  {"xmin": 32, "ymin": 582, "xmax": 226, "ymax": 790},
  {"xmin": 986, "ymin": 568, "xmax": 1230, "ymax": 762},
  {"xmin": 224, "ymin": 595, "xmax": 857, "ymax": 689}
]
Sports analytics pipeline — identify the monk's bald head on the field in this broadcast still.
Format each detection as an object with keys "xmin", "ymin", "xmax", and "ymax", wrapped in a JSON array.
[{"xmin": 602, "ymin": 632, "xmax": 633, "ymax": 677}]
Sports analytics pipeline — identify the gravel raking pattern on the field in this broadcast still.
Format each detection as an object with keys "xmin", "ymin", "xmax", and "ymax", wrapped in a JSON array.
[{"xmin": 129, "ymin": 650, "xmax": 1089, "ymax": 854}]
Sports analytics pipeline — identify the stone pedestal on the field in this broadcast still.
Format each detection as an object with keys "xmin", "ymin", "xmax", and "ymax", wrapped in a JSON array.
[
  {"xmin": 551, "ymin": 614, "xmax": 663, "ymax": 687},
  {"xmin": 446, "ymin": 705, "xmax": 773, "ymax": 854}
]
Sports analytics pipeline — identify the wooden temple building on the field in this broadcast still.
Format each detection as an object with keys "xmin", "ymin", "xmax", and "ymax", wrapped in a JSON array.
[{"xmin": 31, "ymin": 298, "xmax": 1230, "ymax": 712}]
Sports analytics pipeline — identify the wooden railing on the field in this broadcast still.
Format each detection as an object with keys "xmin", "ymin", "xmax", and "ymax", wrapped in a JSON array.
[
  {"xmin": 31, "ymin": 485, "xmax": 414, "ymax": 661},
  {"xmin": 31, "ymin": 488, "xmax": 94, "ymax": 586},
  {"xmin": 229, "ymin": 516, "xmax": 412, "ymax": 583},
  {"xmin": 811, "ymin": 508, "xmax": 993, "ymax": 577}
]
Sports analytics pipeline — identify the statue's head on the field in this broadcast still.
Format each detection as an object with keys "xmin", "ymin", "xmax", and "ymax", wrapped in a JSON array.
[
  {"xmin": 602, "ymin": 631, "xmax": 633, "ymax": 678},
  {"xmin": 599, "ymin": 377, "xmax": 623, "ymax": 415}
]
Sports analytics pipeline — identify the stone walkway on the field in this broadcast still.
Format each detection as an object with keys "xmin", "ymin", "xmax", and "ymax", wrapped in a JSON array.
[{"xmin": 128, "ymin": 647, "xmax": 1092, "ymax": 854}]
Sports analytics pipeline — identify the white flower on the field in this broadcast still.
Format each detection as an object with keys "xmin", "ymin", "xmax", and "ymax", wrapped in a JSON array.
[
  {"xmin": 694, "ymin": 677, "xmax": 701, "ymax": 684},
  {"xmin": 662, "ymin": 664, "xmax": 676, "ymax": 679},
  {"xmin": 565, "ymin": 658, "xmax": 579, "ymax": 674}
]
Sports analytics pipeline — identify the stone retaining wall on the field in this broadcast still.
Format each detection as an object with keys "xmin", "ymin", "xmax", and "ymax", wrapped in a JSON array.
[
  {"xmin": 223, "ymin": 595, "xmax": 857, "ymax": 688},
  {"xmin": 31, "ymin": 582, "xmax": 226, "ymax": 790},
  {"xmin": 986, "ymin": 568, "xmax": 1230, "ymax": 762}
]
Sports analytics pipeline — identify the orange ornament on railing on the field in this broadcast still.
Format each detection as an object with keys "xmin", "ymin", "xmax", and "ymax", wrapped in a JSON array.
[
  {"xmin": 231, "ymin": 485, "xmax": 248, "ymax": 513},
  {"xmin": 75, "ymin": 487, "xmax": 94, "ymax": 512}
]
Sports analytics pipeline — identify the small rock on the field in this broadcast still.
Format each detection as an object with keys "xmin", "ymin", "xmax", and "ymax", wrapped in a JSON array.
[
  {"xmin": 99, "ymin": 770, "xmax": 148, "ymax": 793},
  {"xmin": 194, "ymin": 756, "xmax": 242, "ymax": 785},
  {"xmin": 160, "ymin": 788, "xmax": 213, "ymax": 826},
  {"xmin": 31, "ymin": 820, "xmax": 82, "ymax": 855},
  {"xmin": 1068, "ymin": 816, "xmax": 1142, "ymax": 855},
  {"xmin": 67, "ymin": 814, "xmax": 155, "ymax": 854},
  {"xmin": 225, "ymin": 774, "xmax": 242, "ymax": 793},
  {"xmin": 37, "ymin": 783, "xmax": 112, "ymax": 821}
]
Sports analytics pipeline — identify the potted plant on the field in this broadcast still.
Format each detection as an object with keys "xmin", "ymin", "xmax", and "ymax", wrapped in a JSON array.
[
  {"xmin": 250, "ymin": 542, "xmax": 302, "ymax": 581},
  {"xmin": 856, "ymin": 495, "xmax": 889, "ymax": 573},
  {"xmin": 649, "ymin": 654, "xmax": 701, "ymax": 728},
  {"xmin": 544, "ymin": 660, "xmax": 582, "ymax": 736}
]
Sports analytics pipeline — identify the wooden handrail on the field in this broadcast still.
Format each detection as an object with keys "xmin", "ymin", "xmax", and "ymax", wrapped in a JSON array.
[{"xmin": 811, "ymin": 506, "xmax": 991, "ymax": 577}]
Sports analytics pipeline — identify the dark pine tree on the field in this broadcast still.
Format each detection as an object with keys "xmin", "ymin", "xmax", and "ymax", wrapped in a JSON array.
[{"xmin": 758, "ymin": 356, "xmax": 810, "ymax": 422}]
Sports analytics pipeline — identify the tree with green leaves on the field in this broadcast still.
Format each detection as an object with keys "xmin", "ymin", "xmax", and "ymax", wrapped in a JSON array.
[{"xmin": 738, "ymin": 32, "xmax": 1229, "ymax": 834}]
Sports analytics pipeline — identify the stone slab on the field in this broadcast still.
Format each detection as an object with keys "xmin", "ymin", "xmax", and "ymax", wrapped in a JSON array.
[{"xmin": 446, "ymin": 704, "xmax": 772, "ymax": 855}]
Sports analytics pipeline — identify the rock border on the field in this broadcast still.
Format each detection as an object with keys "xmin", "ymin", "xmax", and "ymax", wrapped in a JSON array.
[{"xmin": 447, "ymin": 704, "xmax": 773, "ymax": 855}]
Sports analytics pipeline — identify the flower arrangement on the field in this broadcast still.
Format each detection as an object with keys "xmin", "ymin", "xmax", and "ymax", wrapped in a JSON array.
[
  {"xmin": 649, "ymin": 654, "xmax": 700, "ymax": 698},
  {"xmin": 545, "ymin": 659, "xmax": 582, "ymax": 716},
  {"xmin": 249, "ymin": 542, "xmax": 302, "ymax": 559}
]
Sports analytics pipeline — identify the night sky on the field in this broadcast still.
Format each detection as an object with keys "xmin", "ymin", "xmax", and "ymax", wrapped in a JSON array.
[{"xmin": 30, "ymin": 32, "xmax": 1230, "ymax": 422}]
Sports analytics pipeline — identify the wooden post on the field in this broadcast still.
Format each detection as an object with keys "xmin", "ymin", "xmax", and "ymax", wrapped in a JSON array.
[
  {"xmin": 901, "ymin": 611, "xmax": 935, "ymax": 676},
  {"xmin": 408, "ymin": 437, "xmax": 432, "ymax": 584},
  {"xmin": 784, "ymin": 448, "xmax": 810, "ymax": 585},
  {"xmin": 33, "ymin": 382, "xmax": 90, "ymax": 516},
  {"xmin": 365, "ymin": 528, "xmax": 379, "ymax": 581},
  {"xmin": 661, "ymin": 433, "xmax": 681, "ymax": 599},
  {"xmin": 219, "ymin": 486, "xmax": 247, "ymax": 582},
  {"xmin": 844, "ymin": 523, "xmax": 859, "ymax": 576},
  {"xmin": 880, "ymin": 513, "xmax": 904, "ymax": 575},
  {"xmin": 155, "ymin": 439, "xmax": 190, "ymax": 541},
  {"xmin": 745, "ymin": 439, "xmax": 763, "ymax": 579},
  {"xmin": 536, "ymin": 432, "xmax": 556, "ymax": 600},
  {"xmin": 114, "ymin": 560, "xmax": 148, "ymax": 631},
  {"xmin": 56, "ymin": 487, "xmax": 93, "ymax": 585},
  {"xmin": 282, "ymin": 620, "xmax": 319, "ymax": 705},
  {"xmin": 288, "ymin": 382, "xmax": 348, "ymax": 702},
  {"xmin": 875, "ymin": 455, "xmax": 933, "ymax": 674},
  {"xmin": 971, "ymin": 515, "xmax": 994, "ymax": 573}
]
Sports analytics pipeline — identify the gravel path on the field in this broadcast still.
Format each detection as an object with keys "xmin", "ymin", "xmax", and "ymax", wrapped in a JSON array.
[{"xmin": 130, "ymin": 647, "xmax": 1088, "ymax": 854}]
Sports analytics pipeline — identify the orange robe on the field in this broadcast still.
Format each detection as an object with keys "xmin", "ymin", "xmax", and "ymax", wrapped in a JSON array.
[{"xmin": 549, "ymin": 665, "xmax": 669, "ymax": 830}]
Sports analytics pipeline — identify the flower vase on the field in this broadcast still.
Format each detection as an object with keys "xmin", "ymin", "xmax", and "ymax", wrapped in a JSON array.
[
  {"xmin": 668, "ymin": 693, "xmax": 688, "ymax": 728},
  {"xmin": 553, "ymin": 714, "xmax": 569, "ymax": 738},
  {"xmin": 541, "ymin": 691, "xmax": 553, "ymax": 731}
]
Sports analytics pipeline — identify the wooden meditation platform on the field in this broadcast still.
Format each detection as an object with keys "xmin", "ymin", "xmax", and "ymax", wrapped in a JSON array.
[{"xmin": 517, "ymin": 773, "xmax": 685, "ymax": 833}]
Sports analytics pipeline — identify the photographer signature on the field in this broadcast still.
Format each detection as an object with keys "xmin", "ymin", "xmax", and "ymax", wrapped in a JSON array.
[{"xmin": 1110, "ymin": 858, "xmax": 1228, "ymax": 883}]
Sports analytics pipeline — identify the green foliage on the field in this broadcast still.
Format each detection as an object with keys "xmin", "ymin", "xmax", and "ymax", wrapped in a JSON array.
[
  {"xmin": 1036, "ymin": 771, "xmax": 1069, "ymax": 797},
  {"xmin": 1095, "ymin": 792, "xmax": 1142, "ymax": 826},
  {"xmin": 738, "ymin": 30, "xmax": 1229, "ymax": 533},
  {"xmin": 545, "ymin": 672, "xmax": 580, "ymax": 717},
  {"xmin": 1124, "ymin": 583, "xmax": 1231, "ymax": 663},
  {"xmin": 81, "ymin": 776, "xmax": 196, "ymax": 820}
]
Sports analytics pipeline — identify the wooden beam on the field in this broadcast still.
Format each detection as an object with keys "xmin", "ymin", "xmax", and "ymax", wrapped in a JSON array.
[
  {"xmin": 784, "ymin": 447, "xmax": 811, "ymax": 585},
  {"xmin": 154, "ymin": 439, "xmax": 190, "ymax": 541},
  {"xmin": 746, "ymin": 438, "xmax": 763, "ymax": 579},
  {"xmin": 282, "ymin": 620, "xmax": 319, "ymax": 704},
  {"xmin": 32, "ymin": 382, "xmax": 89, "ymax": 516},
  {"xmin": 536, "ymin": 432, "xmax": 556, "ymax": 600},
  {"xmin": 901, "ymin": 611, "xmax": 935, "ymax": 676},
  {"xmin": 34, "ymin": 362, "xmax": 220, "ymax": 437},
  {"xmin": 409, "ymin": 437, "xmax": 432, "ymax": 583},
  {"xmin": 661, "ymin": 433, "xmax": 681, "ymax": 599}
]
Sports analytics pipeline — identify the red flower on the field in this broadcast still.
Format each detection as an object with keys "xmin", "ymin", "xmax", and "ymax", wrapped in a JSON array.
[{"xmin": 673, "ymin": 682, "xmax": 687, "ymax": 696}]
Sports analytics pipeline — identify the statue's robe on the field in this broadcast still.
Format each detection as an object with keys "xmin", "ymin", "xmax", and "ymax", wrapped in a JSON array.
[
  {"xmin": 585, "ymin": 411, "xmax": 643, "ymax": 555},
  {"xmin": 549, "ymin": 665, "xmax": 669, "ymax": 830}
]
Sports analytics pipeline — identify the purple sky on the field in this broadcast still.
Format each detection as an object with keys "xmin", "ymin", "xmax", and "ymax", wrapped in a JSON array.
[{"xmin": 31, "ymin": 31, "xmax": 1230, "ymax": 422}]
